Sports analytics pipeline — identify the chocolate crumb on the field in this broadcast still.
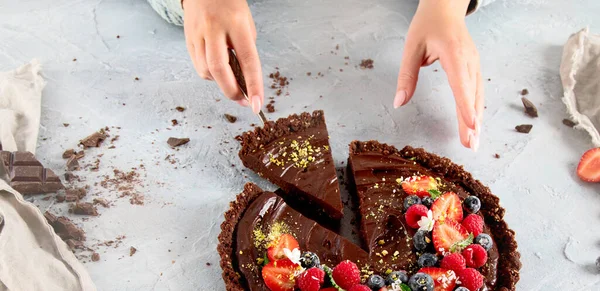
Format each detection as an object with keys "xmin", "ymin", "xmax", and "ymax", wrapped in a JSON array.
[
  {"xmin": 206, "ymin": 262, "xmax": 211, "ymax": 266},
  {"xmin": 134, "ymin": 77, "xmax": 139, "ymax": 81},
  {"xmin": 92, "ymin": 252, "xmax": 100, "ymax": 262},
  {"xmin": 171, "ymin": 119, "xmax": 178, "ymax": 126},
  {"xmin": 359, "ymin": 59, "xmax": 374, "ymax": 69},
  {"xmin": 515, "ymin": 124, "xmax": 533, "ymax": 134},
  {"xmin": 562, "ymin": 119, "xmax": 576, "ymax": 128},
  {"xmin": 130, "ymin": 246, "xmax": 137, "ymax": 256},
  {"xmin": 494, "ymin": 153, "xmax": 501, "ymax": 159},
  {"xmin": 521, "ymin": 97, "xmax": 538, "ymax": 118},
  {"xmin": 93, "ymin": 198, "xmax": 110, "ymax": 208},
  {"xmin": 175, "ymin": 106, "xmax": 185, "ymax": 112},
  {"xmin": 306, "ymin": 72, "xmax": 311, "ymax": 76},
  {"xmin": 266, "ymin": 103, "xmax": 275, "ymax": 113},
  {"xmin": 66, "ymin": 156, "xmax": 80, "ymax": 171},
  {"xmin": 63, "ymin": 149, "xmax": 75, "ymax": 159},
  {"xmin": 63, "ymin": 123, "xmax": 70, "ymax": 127},
  {"xmin": 72, "ymin": 59, "xmax": 76, "ymax": 62},
  {"xmin": 116, "ymin": 35, "xmax": 120, "ymax": 39},
  {"xmin": 521, "ymin": 89, "xmax": 529, "ymax": 95},
  {"xmin": 167, "ymin": 137, "xmax": 190, "ymax": 147},
  {"xmin": 70, "ymin": 202, "xmax": 98, "ymax": 216},
  {"xmin": 64, "ymin": 172, "xmax": 78, "ymax": 182},
  {"xmin": 224, "ymin": 114, "xmax": 237, "ymax": 123}
]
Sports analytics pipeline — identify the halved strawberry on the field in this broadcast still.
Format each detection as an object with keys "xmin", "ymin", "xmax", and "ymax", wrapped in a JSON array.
[
  {"xmin": 432, "ymin": 219, "xmax": 469, "ymax": 255},
  {"xmin": 262, "ymin": 258, "xmax": 300, "ymax": 291},
  {"xmin": 418, "ymin": 267, "xmax": 458, "ymax": 291},
  {"xmin": 577, "ymin": 148, "xmax": 600, "ymax": 182},
  {"xmin": 401, "ymin": 175, "xmax": 438, "ymax": 198},
  {"xmin": 267, "ymin": 234, "xmax": 299, "ymax": 262},
  {"xmin": 431, "ymin": 192, "xmax": 463, "ymax": 223}
]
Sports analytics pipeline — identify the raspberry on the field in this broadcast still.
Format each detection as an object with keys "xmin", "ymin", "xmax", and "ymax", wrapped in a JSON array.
[
  {"xmin": 462, "ymin": 244, "xmax": 488, "ymax": 268},
  {"xmin": 348, "ymin": 285, "xmax": 371, "ymax": 291},
  {"xmin": 457, "ymin": 268, "xmax": 484, "ymax": 291},
  {"xmin": 404, "ymin": 204, "xmax": 429, "ymax": 229},
  {"xmin": 440, "ymin": 253, "xmax": 466, "ymax": 272},
  {"xmin": 296, "ymin": 267, "xmax": 324, "ymax": 291},
  {"xmin": 332, "ymin": 260, "xmax": 361, "ymax": 290},
  {"xmin": 461, "ymin": 214, "xmax": 484, "ymax": 237}
]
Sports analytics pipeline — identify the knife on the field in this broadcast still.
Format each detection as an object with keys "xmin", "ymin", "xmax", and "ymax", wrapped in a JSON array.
[{"xmin": 228, "ymin": 48, "xmax": 268, "ymax": 124}]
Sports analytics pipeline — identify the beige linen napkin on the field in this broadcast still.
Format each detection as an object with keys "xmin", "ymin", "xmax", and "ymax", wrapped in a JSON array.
[
  {"xmin": 560, "ymin": 27, "xmax": 600, "ymax": 147},
  {"xmin": 0, "ymin": 60, "xmax": 96, "ymax": 291}
]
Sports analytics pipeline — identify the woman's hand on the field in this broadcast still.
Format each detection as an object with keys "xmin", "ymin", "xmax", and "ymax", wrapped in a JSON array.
[
  {"xmin": 183, "ymin": 0, "xmax": 264, "ymax": 113},
  {"xmin": 395, "ymin": 0, "xmax": 483, "ymax": 151}
]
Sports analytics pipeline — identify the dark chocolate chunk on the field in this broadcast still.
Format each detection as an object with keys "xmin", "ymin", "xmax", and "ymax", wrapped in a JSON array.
[
  {"xmin": 167, "ymin": 137, "xmax": 190, "ymax": 147},
  {"xmin": 521, "ymin": 97, "xmax": 538, "ymax": 118},
  {"xmin": 224, "ymin": 114, "xmax": 237, "ymax": 123},
  {"xmin": 521, "ymin": 89, "xmax": 529, "ymax": 95},
  {"xmin": 63, "ymin": 149, "xmax": 75, "ymax": 159},
  {"xmin": 130, "ymin": 246, "xmax": 137, "ymax": 256},
  {"xmin": 80, "ymin": 130, "xmax": 107, "ymax": 148},
  {"xmin": 70, "ymin": 202, "xmax": 98, "ymax": 216},
  {"xmin": 515, "ymin": 124, "xmax": 533, "ymax": 133},
  {"xmin": 562, "ymin": 119, "xmax": 576, "ymax": 127},
  {"xmin": 0, "ymin": 151, "xmax": 64, "ymax": 194}
]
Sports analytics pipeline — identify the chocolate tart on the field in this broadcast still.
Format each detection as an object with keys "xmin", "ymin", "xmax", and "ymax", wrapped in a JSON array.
[{"xmin": 236, "ymin": 110, "xmax": 343, "ymax": 219}]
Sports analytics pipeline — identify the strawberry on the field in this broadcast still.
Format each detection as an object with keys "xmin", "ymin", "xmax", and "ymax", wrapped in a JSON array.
[
  {"xmin": 440, "ymin": 253, "xmax": 466, "ymax": 272},
  {"xmin": 432, "ymin": 219, "xmax": 469, "ymax": 255},
  {"xmin": 267, "ymin": 234, "xmax": 300, "ymax": 262},
  {"xmin": 461, "ymin": 214, "xmax": 484, "ymax": 237},
  {"xmin": 332, "ymin": 260, "xmax": 361, "ymax": 290},
  {"xmin": 462, "ymin": 244, "xmax": 488, "ymax": 268},
  {"xmin": 417, "ymin": 267, "xmax": 458, "ymax": 291},
  {"xmin": 297, "ymin": 267, "xmax": 325, "ymax": 291},
  {"xmin": 577, "ymin": 148, "xmax": 600, "ymax": 182},
  {"xmin": 262, "ymin": 258, "xmax": 301, "ymax": 291},
  {"xmin": 431, "ymin": 192, "xmax": 463, "ymax": 223},
  {"xmin": 319, "ymin": 288, "xmax": 337, "ymax": 291},
  {"xmin": 401, "ymin": 175, "xmax": 438, "ymax": 198},
  {"xmin": 348, "ymin": 285, "xmax": 371, "ymax": 291},
  {"xmin": 404, "ymin": 204, "xmax": 429, "ymax": 229}
]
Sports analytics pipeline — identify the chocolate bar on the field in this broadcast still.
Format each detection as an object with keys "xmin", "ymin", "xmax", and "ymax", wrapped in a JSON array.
[{"xmin": 0, "ymin": 151, "xmax": 64, "ymax": 194}]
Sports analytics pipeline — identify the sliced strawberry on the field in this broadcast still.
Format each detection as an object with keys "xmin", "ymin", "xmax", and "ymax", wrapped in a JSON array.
[
  {"xmin": 267, "ymin": 234, "xmax": 300, "ymax": 262},
  {"xmin": 577, "ymin": 148, "xmax": 600, "ymax": 182},
  {"xmin": 401, "ymin": 175, "xmax": 438, "ymax": 198},
  {"xmin": 432, "ymin": 219, "xmax": 469, "ymax": 255},
  {"xmin": 418, "ymin": 267, "xmax": 458, "ymax": 291},
  {"xmin": 262, "ymin": 258, "xmax": 300, "ymax": 291},
  {"xmin": 431, "ymin": 192, "xmax": 463, "ymax": 223}
]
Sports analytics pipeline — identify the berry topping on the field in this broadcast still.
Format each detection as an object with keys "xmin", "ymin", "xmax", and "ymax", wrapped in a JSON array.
[
  {"xmin": 422, "ymin": 196, "xmax": 434, "ymax": 208},
  {"xmin": 332, "ymin": 260, "xmax": 361, "ymax": 290},
  {"xmin": 319, "ymin": 288, "xmax": 337, "ymax": 291},
  {"xmin": 267, "ymin": 234, "xmax": 299, "ymax": 262},
  {"xmin": 456, "ymin": 268, "xmax": 484, "ymax": 291},
  {"xmin": 405, "ymin": 204, "xmax": 429, "ymax": 229},
  {"xmin": 417, "ymin": 267, "xmax": 458, "ymax": 291},
  {"xmin": 386, "ymin": 271, "xmax": 409, "ymax": 285},
  {"xmin": 401, "ymin": 175, "xmax": 439, "ymax": 198},
  {"xmin": 348, "ymin": 285, "xmax": 371, "ymax": 291},
  {"xmin": 432, "ymin": 219, "xmax": 469, "ymax": 255},
  {"xmin": 461, "ymin": 214, "xmax": 484, "ymax": 237},
  {"xmin": 577, "ymin": 147, "xmax": 600, "ymax": 182},
  {"xmin": 418, "ymin": 253, "xmax": 439, "ymax": 268},
  {"xmin": 403, "ymin": 195, "xmax": 422, "ymax": 212},
  {"xmin": 440, "ymin": 253, "xmax": 466, "ymax": 272},
  {"xmin": 299, "ymin": 252, "xmax": 321, "ymax": 269},
  {"xmin": 474, "ymin": 233, "xmax": 493, "ymax": 251},
  {"xmin": 463, "ymin": 196, "xmax": 481, "ymax": 214},
  {"xmin": 461, "ymin": 244, "xmax": 488, "ymax": 268},
  {"xmin": 408, "ymin": 272, "xmax": 434, "ymax": 291},
  {"xmin": 431, "ymin": 192, "xmax": 463, "ymax": 223},
  {"xmin": 297, "ymin": 267, "xmax": 325, "ymax": 291},
  {"xmin": 261, "ymin": 258, "xmax": 300, "ymax": 291},
  {"xmin": 366, "ymin": 274, "xmax": 386, "ymax": 290},
  {"xmin": 413, "ymin": 230, "xmax": 432, "ymax": 251}
]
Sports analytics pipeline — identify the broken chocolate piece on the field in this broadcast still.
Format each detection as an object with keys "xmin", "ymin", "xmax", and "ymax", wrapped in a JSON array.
[
  {"xmin": 521, "ymin": 88, "xmax": 529, "ymax": 95},
  {"xmin": 79, "ymin": 130, "xmax": 107, "ymax": 148},
  {"xmin": 562, "ymin": 119, "xmax": 576, "ymax": 127},
  {"xmin": 515, "ymin": 124, "xmax": 533, "ymax": 134},
  {"xmin": 0, "ymin": 151, "xmax": 64, "ymax": 194},
  {"xmin": 130, "ymin": 246, "xmax": 137, "ymax": 256},
  {"xmin": 224, "ymin": 114, "xmax": 237, "ymax": 123},
  {"xmin": 63, "ymin": 149, "xmax": 75, "ymax": 159},
  {"xmin": 70, "ymin": 202, "xmax": 98, "ymax": 216},
  {"xmin": 167, "ymin": 137, "xmax": 190, "ymax": 147},
  {"xmin": 64, "ymin": 172, "xmax": 77, "ymax": 182},
  {"xmin": 66, "ymin": 156, "xmax": 80, "ymax": 171},
  {"xmin": 65, "ymin": 239, "xmax": 84, "ymax": 250},
  {"xmin": 176, "ymin": 106, "xmax": 185, "ymax": 112},
  {"xmin": 266, "ymin": 103, "xmax": 275, "ymax": 113},
  {"xmin": 45, "ymin": 211, "xmax": 86, "ymax": 241},
  {"xmin": 92, "ymin": 252, "xmax": 100, "ymax": 262},
  {"xmin": 521, "ymin": 97, "xmax": 538, "ymax": 118},
  {"xmin": 93, "ymin": 198, "xmax": 110, "ymax": 208},
  {"xmin": 66, "ymin": 187, "xmax": 86, "ymax": 200}
]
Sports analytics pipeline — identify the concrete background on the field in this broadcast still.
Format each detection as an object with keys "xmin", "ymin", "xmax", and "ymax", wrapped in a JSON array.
[{"xmin": 1, "ymin": 0, "xmax": 599, "ymax": 289}]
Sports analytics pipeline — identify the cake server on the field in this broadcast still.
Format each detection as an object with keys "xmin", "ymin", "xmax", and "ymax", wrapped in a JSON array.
[{"xmin": 228, "ymin": 48, "xmax": 268, "ymax": 124}]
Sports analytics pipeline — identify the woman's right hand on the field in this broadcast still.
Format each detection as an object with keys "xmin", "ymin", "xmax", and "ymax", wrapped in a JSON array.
[{"xmin": 183, "ymin": 0, "xmax": 264, "ymax": 113}]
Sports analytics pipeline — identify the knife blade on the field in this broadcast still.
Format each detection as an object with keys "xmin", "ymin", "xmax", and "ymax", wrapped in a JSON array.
[{"xmin": 228, "ymin": 48, "xmax": 268, "ymax": 124}]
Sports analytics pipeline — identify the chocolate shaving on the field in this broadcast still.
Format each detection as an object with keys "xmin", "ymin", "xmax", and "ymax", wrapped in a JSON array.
[
  {"xmin": 70, "ymin": 202, "xmax": 98, "ymax": 216},
  {"xmin": 521, "ymin": 97, "xmax": 538, "ymax": 118},
  {"xmin": 515, "ymin": 124, "xmax": 533, "ymax": 134},
  {"xmin": 167, "ymin": 137, "xmax": 190, "ymax": 147},
  {"xmin": 80, "ymin": 130, "xmax": 107, "ymax": 148},
  {"xmin": 224, "ymin": 114, "xmax": 237, "ymax": 123},
  {"xmin": 562, "ymin": 119, "xmax": 576, "ymax": 128}
]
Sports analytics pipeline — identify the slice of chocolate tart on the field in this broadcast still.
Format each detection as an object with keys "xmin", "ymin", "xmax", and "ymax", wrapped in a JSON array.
[
  {"xmin": 218, "ymin": 183, "xmax": 369, "ymax": 291},
  {"xmin": 348, "ymin": 141, "xmax": 521, "ymax": 291},
  {"xmin": 237, "ymin": 111, "xmax": 343, "ymax": 219}
]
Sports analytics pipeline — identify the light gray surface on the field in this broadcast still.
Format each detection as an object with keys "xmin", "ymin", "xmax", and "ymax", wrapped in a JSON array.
[{"xmin": 1, "ymin": 0, "xmax": 600, "ymax": 290}]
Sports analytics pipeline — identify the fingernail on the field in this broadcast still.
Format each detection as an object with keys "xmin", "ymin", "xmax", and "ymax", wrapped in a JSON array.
[
  {"xmin": 469, "ymin": 130, "xmax": 479, "ymax": 152},
  {"xmin": 393, "ymin": 90, "xmax": 407, "ymax": 109},
  {"xmin": 251, "ymin": 95, "xmax": 261, "ymax": 114},
  {"xmin": 237, "ymin": 99, "xmax": 250, "ymax": 107},
  {"xmin": 471, "ymin": 114, "xmax": 478, "ymax": 129}
]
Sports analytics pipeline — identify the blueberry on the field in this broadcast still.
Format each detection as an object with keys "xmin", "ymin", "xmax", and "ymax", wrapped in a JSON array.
[
  {"xmin": 366, "ymin": 274, "xmax": 385, "ymax": 290},
  {"xmin": 408, "ymin": 272, "xmax": 434, "ymax": 291},
  {"xmin": 417, "ymin": 253, "xmax": 438, "ymax": 268},
  {"xmin": 299, "ymin": 252, "xmax": 320, "ymax": 269},
  {"xmin": 474, "ymin": 233, "xmax": 494, "ymax": 251},
  {"xmin": 386, "ymin": 270, "xmax": 408, "ymax": 285},
  {"xmin": 403, "ymin": 195, "xmax": 422, "ymax": 212},
  {"xmin": 422, "ymin": 196, "xmax": 434, "ymax": 208},
  {"xmin": 463, "ymin": 196, "xmax": 481, "ymax": 213},
  {"xmin": 413, "ymin": 230, "xmax": 431, "ymax": 251},
  {"xmin": 454, "ymin": 288, "xmax": 470, "ymax": 291}
]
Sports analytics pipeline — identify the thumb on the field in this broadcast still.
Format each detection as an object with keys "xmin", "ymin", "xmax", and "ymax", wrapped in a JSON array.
[{"xmin": 394, "ymin": 44, "xmax": 424, "ymax": 108}]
